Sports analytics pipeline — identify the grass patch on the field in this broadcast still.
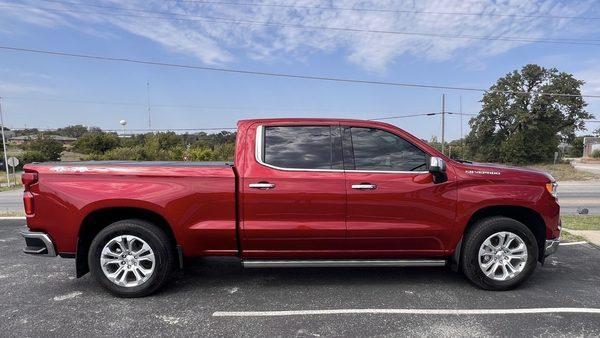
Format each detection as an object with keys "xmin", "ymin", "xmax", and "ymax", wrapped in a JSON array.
[
  {"xmin": 527, "ymin": 163, "xmax": 600, "ymax": 181},
  {"xmin": 0, "ymin": 184, "xmax": 22, "ymax": 192},
  {"xmin": 561, "ymin": 215, "xmax": 600, "ymax": 230},
  {"xmin": 561, "ymin": 230, "xmax": 587, "ymax": 242},
  {"xmin": 0, "ymin": 210, "xmax": 25, "ymax": 217}
]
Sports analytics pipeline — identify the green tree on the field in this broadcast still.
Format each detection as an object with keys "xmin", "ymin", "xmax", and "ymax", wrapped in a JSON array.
[
  {"xmin": 102, "ymin": 146, "xmax": 145, "ymax": 161},
  {"xmin": 74, "ymin": 132, "xmax": 120, "ymax": 155},
  {"xmin": 24, "ymin": 137, "xmax": 64, "ymax": 161},
  {"xmin": 465, "ymin": 64, "xmax": 593, "ymax": 164},
  {"xmin": 20, "ymin": 150, "xmax": 48, "ymax": 165},
  {"xmin": 569, "ymin": 136, "xmax": 586, "ymax": 157},
  {"xmin": 54, "ymin": 125, "xmax": 89, "ymax": 138}
]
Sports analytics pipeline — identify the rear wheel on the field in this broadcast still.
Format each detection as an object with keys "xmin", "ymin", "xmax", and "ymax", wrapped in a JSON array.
[
  {"xmin": 88, "ymin": 219, "xmax": 174, "ymax": 297},
  {"xmin": 461, "ymin": 216, "xmax": 538, "ymax": 290}
]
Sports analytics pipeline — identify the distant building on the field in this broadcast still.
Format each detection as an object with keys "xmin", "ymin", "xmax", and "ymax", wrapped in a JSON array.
[
  {"xmin": 583, "ymin": 137, "xmax": 600, "ymax": 157},
  {"xmin": 10, "ymin": 135, "xmax": 77, "ymax": 146}
]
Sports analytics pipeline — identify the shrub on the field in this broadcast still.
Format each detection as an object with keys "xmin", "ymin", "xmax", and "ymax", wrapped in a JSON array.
[
  {"xmin": 74, "ymin": 132, "xmax": 120, "ymax": 155},
  {"xmin": 592, "ymin": 150, "xmax": 600, "ymax": 158},
  {"xmin": 102, "ymin": 147, "xmax": 145, "ymax": 161},
  {"xmin": 20, "ymin": 150, "xmax": 50, "ymax": 164},
  {"xmin": 187, "ymin": 147, "xmax": 215, "ymax": 161},
  {"xmin": 24, "ymin": 137, "xmax": 64, "ymax": 161}
]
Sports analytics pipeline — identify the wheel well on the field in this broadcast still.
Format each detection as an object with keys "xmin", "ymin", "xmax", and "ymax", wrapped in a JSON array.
[
  {"xmin": 76, "ymin": 207, "xmax": 177, "ymax": 277},
  {"xmin": 463, "ymin": 205, "xmax": 547, "ymax": 261}
]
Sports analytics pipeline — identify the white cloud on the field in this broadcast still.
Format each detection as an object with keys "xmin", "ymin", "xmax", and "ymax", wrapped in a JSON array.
[
  {"xmin": 0, "ymin": 82, "xmax": 55, "ymax": 95},
  {"xmin": 1, "ymin": 0, "xmax": 599, "ymax": 71},
  {"xmin": 576, "ymin": 68, "xmax": 600, "ymax": 96}
]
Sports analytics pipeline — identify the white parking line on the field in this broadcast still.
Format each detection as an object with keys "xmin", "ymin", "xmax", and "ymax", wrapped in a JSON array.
[
  {"xmin": 0, "ymin": 216, "xmax": 26, "ymax": 220},
  {"xmin": 213, "ymin": 307, "xmax": 600, "ymax": 317},
  {"xmin": 560, "ymin": 241, "xmax": 588, "ymax": 246}
]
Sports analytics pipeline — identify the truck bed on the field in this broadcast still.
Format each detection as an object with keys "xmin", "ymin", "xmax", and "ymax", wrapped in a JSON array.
[
  {"xmin": 24, "ymin": 161, "xmax": 238, "ymax": 257},
  {"xmin": 38, "ymin": 161, "xmax": 233, "ymax": 167}
]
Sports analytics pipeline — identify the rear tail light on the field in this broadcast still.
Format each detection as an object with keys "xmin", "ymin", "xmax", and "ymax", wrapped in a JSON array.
[
  {"xmin": 23, "ymin": 192, "xmax": 35, "ymax": 215},
  {"xmin": 21, "ymin": 172, "xmax": 38, "ymax": 215},
  {"xmin": 22, "ymin": 172, "xmax": 38, "ymax": 191}
]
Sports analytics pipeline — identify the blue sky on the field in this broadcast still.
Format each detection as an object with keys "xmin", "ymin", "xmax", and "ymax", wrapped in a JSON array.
[{"xmin": 0, "ymin": 0, "xmax": 600, "ymax": 141}]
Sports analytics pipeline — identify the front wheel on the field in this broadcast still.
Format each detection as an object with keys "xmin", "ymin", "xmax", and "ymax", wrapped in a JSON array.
[
  {"xmin": 461, "ymin": 216, "xmax": 539, "ymax": 290},
  {"xmin": 88, "ymin": 219, "xmax": 175, "ymax": 297}
]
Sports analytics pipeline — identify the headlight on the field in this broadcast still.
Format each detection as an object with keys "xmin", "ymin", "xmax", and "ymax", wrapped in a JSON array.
[{"xmin": 545, "ymin": 182, "xmax": 558, "ymax": 198}]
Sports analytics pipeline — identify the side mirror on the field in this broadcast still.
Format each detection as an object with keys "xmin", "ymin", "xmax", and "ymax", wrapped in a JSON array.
[{"xmin": 429, "ymin": 157, "xmax": 447, "ymax": 184}]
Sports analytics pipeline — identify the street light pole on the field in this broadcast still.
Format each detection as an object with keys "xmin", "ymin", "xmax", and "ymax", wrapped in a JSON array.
[{"xmin": 0, "ymin": 97, "xmax": 10, "ymax": 187}]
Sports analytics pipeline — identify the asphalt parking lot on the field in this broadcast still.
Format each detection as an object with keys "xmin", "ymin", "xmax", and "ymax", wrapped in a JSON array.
[{"xmin": 1, "ymin": 220, "xmax": 599, "ymax": 337}]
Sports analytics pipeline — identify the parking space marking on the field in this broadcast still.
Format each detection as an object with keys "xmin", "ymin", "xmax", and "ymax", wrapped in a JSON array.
[
  {"xmin": 213, "ymin": 307, "xmax": 600, "ymax": 317},
  {"xmin": 560, "ymin": 241, "xmax": 588, "ymax": 246},
  {"xmin": 0, "ymin": 217, "xmax": 25, "ymax": 220}
]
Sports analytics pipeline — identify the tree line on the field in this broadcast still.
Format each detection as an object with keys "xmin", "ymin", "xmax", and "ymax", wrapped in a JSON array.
[{"xmin": 10, "ymin": 129, "xmax": 236, "ymax": 168}]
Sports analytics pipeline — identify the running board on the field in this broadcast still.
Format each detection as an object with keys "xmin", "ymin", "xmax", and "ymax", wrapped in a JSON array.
[{"xmin": 242, "ymin": 259, "xmax": 447, "ymax": 268}]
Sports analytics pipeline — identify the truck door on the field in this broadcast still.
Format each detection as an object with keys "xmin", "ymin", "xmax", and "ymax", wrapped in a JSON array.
[
  {"xmin": 342, "ymin": 125, "xmax": 457, "ymax": 256},
  {"xmin": 240, "ymin": 123, "xmax": 347, "ymax": 258}
]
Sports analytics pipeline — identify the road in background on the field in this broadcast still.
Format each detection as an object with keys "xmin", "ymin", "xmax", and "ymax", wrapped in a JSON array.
[
  {"xmin": 1, "ymin": 220, "xmax": 599, "ymax": 336},
  {"xmin": 572, "ymin": 161, "xmax": 600, "ymax": 175},
  {"xmin": 558, "ymin": 180, "xmax": 600, "ymax": 215},
  {"xmin": 1, "ymin": 180, "xmax": 598, "ymax": 215},
  {"xmin": 0, "ymin": 189, "xmax": 22, "ymax": 212}
]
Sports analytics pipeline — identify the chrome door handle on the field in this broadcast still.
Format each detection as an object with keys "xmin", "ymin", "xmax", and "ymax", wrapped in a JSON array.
[
  {"xmin": 351, "ymin": 183, "xmax": 377, "ymax": 190},
  {"xmin": 249, "ymin": 182, "xmax": 276, "ymax": 189}
]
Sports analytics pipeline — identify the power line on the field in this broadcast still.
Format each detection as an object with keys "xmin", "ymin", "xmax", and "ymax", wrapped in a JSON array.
[
  {"xmin": 6, "ymin": 3, "xmax": 600, "ymax": 46},
  {"xmin": 163, "ymin": 0, "xmax": 600, "ymax": 21},
  {"xmin": 1, "ymin": 45, "xmax": 600, "ymax": 99},
  {"xmin": 1, "ymin": 95, "xmax": 450, "ymax": 115},
  {"xmin": 370, "ymin": 111, "xmax": 477, "ymax": 121},
  {"xmin": 370, "ymin": 112, "xmax": 438, "ymax": 121}
]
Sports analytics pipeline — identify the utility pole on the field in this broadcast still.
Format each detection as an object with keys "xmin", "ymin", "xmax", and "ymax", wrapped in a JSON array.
[
  {"xmin": 0, "ymin": 98, "xmax": 10, "ymax": 187},
  {"xmin": 146, "ymin": 81, "xmax": 152, "ymax": 129},
  {"xmin": 441, "ymin": 94, "xmax": 446, "ymax": 156},
  {"xmin": 460, "ymin": 95, "xmax": 464, "ymax": 152}
]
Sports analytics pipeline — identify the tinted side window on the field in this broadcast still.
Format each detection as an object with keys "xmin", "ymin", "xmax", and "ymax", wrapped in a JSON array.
[
  {"xmin": 350, "ymin": 127, "xmax": 427, "ymax": 171},
  {"xmin": 263, "ymin": 126, "xmax": 338, "ymax": 169}
]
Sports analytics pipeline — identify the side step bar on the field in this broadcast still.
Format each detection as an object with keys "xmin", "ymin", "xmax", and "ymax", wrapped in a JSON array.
[{"xmin": 242, "ymin": 259, "xmax": 447, "ymax": 268}]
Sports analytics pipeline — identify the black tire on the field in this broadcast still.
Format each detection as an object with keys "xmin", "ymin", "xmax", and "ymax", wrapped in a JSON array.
[
  {"xmin": 88, "ymin": 219, "xmax": 175, "ymax": 298},
  {"xmin": 461, "ymin": 216, "xmax": 538, "ymax": 291}
]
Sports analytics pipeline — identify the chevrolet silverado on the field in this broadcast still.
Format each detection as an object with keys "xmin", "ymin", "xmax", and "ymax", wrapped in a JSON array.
[{"xmin": 21, "ymin": 118, "xmax": 561, "ymax": 297}]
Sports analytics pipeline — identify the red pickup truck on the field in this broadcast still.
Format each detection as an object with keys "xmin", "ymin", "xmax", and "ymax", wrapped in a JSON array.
[{"xmin": 21, "ymin": 118, "xmax": 561, "ymax": 297}]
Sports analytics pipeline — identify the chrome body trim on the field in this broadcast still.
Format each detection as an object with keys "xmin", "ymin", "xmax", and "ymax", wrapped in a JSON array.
[
  {"xmin": 351, "ymin": 184, "xmax": 377, "ymax": 190},
  {"xmin": 20, "ymin": 230, "xmax": 57, "ymax": 257},
  {"xmin": 242, "ymin": 259, "xmax": 447, "ymax": 268},
  {"xmin": 255, "ymin": 125, "xmax": 429, "ymax": 174},
  {"xmin": 544, "ymin": 238, "xmax": 560, "ymax": 257},
  {"xmin": 249, "ymin": 182, "xmax": 276, "ymax": 189}
]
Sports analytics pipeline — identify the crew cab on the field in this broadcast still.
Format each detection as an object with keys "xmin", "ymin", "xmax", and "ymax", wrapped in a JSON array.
[{"xmin": 21, "ymin": 118, "xmax": 561, "ymax": 297}]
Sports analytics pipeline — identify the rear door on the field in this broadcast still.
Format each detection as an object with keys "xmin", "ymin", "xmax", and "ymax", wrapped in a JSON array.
[
  {"xmin": 240, "ymin": 123, "xmax": 347, "ymax": 258},
  {"xmin": 343, "ymin": 125, "xmax": 457, "ymax": 257}
]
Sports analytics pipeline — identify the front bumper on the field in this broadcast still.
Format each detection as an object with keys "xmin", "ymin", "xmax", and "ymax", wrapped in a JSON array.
[
  {"xmin": 544, "ymin": 238, "xmax": 560, "ymax": 257},
  {"xmin": 20, "ymin": 230, "xmax": 57, "ymax": 257}
]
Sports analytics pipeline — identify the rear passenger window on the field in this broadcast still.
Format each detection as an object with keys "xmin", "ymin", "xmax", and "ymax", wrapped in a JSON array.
[
  {"xmin": 263, "ymin": 126, "xmax": 340, "ymax": 170},
  {"xmin": 349, "ymin": 127, "xmax": 427, "ymax": 171}
]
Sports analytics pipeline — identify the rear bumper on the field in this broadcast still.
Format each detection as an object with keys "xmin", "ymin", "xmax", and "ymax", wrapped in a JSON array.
[
  {"xmin": 544, "ymin": 238, "xmax": 560, "ymax": 257},
  {"xmin": 20, "ymin": 230, "xmax": 57, "ymax": 257}
]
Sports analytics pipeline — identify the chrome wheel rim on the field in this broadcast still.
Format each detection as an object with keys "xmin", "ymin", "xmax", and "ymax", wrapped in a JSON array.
[
  {"xmin": 478, "ymin": 231, "xmax": 528, "ymax": 281},
  {"xmin": 100, "ymin": 235, "xmax": 155, "ymax": 287}
]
